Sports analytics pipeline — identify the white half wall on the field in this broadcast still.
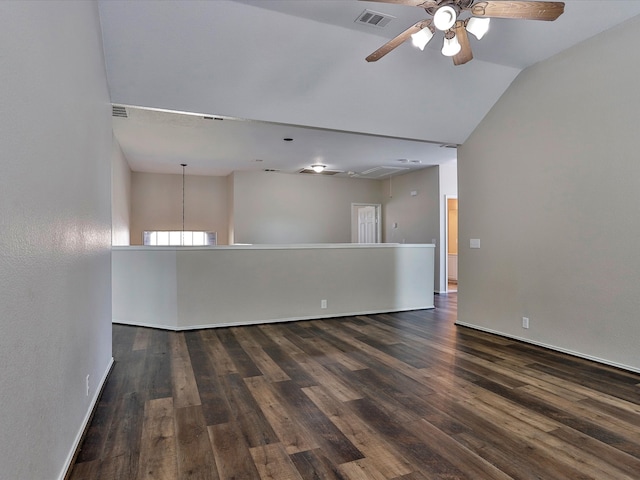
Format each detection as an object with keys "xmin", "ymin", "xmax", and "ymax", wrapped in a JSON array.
[
  {"xmin": 457, "ymin": 15, "xmax": 640, "ymax": 373},
  {"xmin": 113, "ymin": 245, "xmax": 435, "ymax": 330},
  {"xmin": 0, "ymin": 3, "xmax": 113, "ymax": 479}
]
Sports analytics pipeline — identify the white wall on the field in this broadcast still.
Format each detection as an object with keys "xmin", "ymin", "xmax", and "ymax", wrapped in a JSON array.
[
  {"xmin": 232, "ymin": 171, "xmax": 383, "ymax": 244},
  {"xmin": 439, "ymin": 161, "xmax": 458, "ymax": 292},
  {"xmin": 382, "ymin": 167, "xmax": 441, "ymax": 289},
  {"xmin": 112, "ymin": 137, "xmax": 131, "ymax": 245},
  {"xmin": 0, "ymin": 3, "xmax": 113, "ymax": 479},
  {"xmin": 458, "ymin": 15, "xmax": 640, "ymax": 373},
  {"xmin": 130, "ymin": 171, "xmax": 229, "ymax": 245},
  {"xmin": 113, "ymin": 245, "xmax": 434, "ymax": 329}
]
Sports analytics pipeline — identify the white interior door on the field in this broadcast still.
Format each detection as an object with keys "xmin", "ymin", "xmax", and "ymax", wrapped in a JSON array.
[
  {"xmin": 359, "ymin": 206, "xmax": 376, "ymax": 243},
  {"xmin": 353, "ymin": 205, "xmax": 379, "ymax": 243}
]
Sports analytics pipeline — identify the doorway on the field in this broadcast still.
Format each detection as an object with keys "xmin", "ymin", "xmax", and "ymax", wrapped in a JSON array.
[
  {"xmin": 445, "ymin": 196, "xmax": 458, "ymax": 292},
  {"xmin": 351, "ymin": 203, "xmax": 381, "ymax": 243}
]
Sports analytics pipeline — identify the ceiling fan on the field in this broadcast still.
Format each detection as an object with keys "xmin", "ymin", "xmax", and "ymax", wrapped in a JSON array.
[{"xmin": 362, "ymin": 0, "xmax": 565, "ymax": 65}]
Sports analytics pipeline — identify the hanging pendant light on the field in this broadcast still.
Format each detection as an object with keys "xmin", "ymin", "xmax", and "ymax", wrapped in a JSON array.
[{"xmin": 181, "ymin": 163, "xmax": 187, "ymax": 244}]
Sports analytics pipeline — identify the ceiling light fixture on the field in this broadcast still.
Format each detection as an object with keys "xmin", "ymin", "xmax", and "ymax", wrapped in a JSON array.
[
  {"xmin": 466, "ymin": 17, "xmax": 490, "ymax": 40},
  {"xmin": 311, "ymin": 164, "xmax": 326, "ymax": 173},
  {"xmin": 410, "ymin": 26, "xmax": 434, "ymax": 50},
  {"xmin": 364, "ymin": 0, "xmax": 564, "ymax": 67},
  {"xmin": 441, "ymin": 31, "xmax": 461, "ymax": 57},
  {"xmin": 433, "ymin": 5, "xmax": 457, "ymax": 31}
]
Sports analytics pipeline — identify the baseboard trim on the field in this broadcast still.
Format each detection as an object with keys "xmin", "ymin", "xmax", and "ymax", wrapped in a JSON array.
[
  {"xmin": 59, "ymin": 357, "xmax": 115, "ymax": 480},
  {"xmin": 113, "ymin": 306, "xmax": 436, "ymax": 332},
  {"xmin": 455, "ymin": 321, "xmax": 640, "ymax": 375}
]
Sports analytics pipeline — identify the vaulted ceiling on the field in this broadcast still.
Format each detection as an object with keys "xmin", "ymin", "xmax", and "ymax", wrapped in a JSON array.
[{"xmin": 99, "ymin": 1, "xmax": 640, "ymax": 177}]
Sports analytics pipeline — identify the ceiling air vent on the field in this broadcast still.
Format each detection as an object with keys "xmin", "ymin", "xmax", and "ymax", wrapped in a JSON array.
[
  {"xmin": 355, "ymin": 9, "xmax": 395, "ymax": 28},
  {"xmin": 299, "ymin": 169, "xmax": 340, "ymax": 176},
  {"xmin": 112, "ymin": 105, "xmax": 128, "ymax": 118},
  {"xmin": 357, "ymin": 166, "xmax": 409, "ymax": 179}
]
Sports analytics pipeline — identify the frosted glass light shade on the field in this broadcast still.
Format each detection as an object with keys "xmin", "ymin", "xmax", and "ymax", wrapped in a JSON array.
[
  {"xmin": 466, "ymin": 17, "xmax": 490, "ymax": 40},
  {"xmin": 442, "ymin": 34, "xmax": 461, "ymax": 56},
  {"xmin": 411, "ymin": 27, "xmax": 434, "ymax": 50},
  {"xmin": 433, "ymin": 6, "xmax": 457, "ymax": 31},
  {"xmin": 311, "ymin": 164, "xmax": 326, "ymax": 173}
]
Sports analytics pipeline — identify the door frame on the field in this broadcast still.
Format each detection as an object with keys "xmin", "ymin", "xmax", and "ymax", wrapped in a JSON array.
[
  {"xmin": 444, "ymin": 195, "xmax": 458, "ymax": 292},
  {"xmin": 351, "ymin": 203, "xmax": 382, "ymax": 243}
]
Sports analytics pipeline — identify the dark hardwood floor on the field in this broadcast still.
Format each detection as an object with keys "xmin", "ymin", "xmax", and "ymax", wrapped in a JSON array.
[{"xmin": 70, "ymin": 294, "xmax": 640, "ymax": 479}]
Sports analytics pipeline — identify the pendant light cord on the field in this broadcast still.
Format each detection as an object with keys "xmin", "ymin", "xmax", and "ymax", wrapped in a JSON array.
[{"xmin": 181, "ymin": 163, "xmax": 187, "ymax": 235}]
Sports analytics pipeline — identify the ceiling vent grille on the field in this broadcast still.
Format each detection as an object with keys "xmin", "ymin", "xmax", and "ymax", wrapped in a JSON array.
[
  {"xmin": 355, "ymin": 9, "xmax": 394, "ymax": 28},
  {"xmin": 112, "ymin": 105, "xmax": 128, "ymax": 118},
  {"xmin": 299, "ymin": 169, "xmax": 340, "ymax": 176},
  {"xmin": 356, "ymin": 166, "xmax": 409, "ymax": 179}
]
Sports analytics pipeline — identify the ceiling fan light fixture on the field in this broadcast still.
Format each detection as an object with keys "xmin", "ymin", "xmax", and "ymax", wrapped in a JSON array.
[
  {"xmin": 466, "ymin": 17, "xmax": 490, "ymax": 40},
  {"xmin": 441, "ymin": 33, "xmax": 461, "ymax": 57},
  {"xmin": 410, "ymin": 26, "xmax": 434, "ymax": 50},
  {"xmin": 311, "ymin": 164, "xmax": 326, "ymax": 173},
  {"xmin": 433, "ymin": 5, "xmax": 457, "ymax": 31}
]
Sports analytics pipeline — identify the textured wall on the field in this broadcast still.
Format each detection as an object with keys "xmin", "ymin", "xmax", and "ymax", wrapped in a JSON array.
[
  {"xmin": 0, "ymin": 2, "xmax": 113, "ymax": 478},
  {"xmin": 458, "ymin": 15, "xmax": 640, "ymax": 372}
]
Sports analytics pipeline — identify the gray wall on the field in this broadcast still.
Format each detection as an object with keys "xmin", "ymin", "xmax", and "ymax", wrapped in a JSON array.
[
  {"xmin": 129, "ymin": 170, "xmax": 384, "ymax": 245},
  {"xmin": 130, "ymin": 171, "xmax": 229, "ymax": 245},
  {"xmin": 382, "ymin": 167, "xmax": 442, "ymax": 289},
  {"xmin": 112, "ymin": 138, "xmax": 131, "ymax": 245},
  {"xmin": 232, "ymin": 171, "xmax": 384, "ymax": 244},
  {"xmin": 0, "ymin": 3, "xmax": 113, "ymax": 478},
  {"xmin": 457, "ymin": 15, "xmax": 640, "ymax": 372}
]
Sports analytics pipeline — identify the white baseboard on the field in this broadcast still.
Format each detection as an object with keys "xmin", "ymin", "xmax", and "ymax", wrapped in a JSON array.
[
  {"xmin": 455, "ymin": 321, "xmax": 640, "ymax": 375},
  {"xmin": 113, "ymin": 305, "xmax": 436, "ymax": 332},
  {"xmin": 58, "ymin": 357, "xmax": 115, "ymax": 480}
]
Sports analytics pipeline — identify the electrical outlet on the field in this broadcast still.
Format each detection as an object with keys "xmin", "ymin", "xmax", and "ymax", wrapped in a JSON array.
[
  {"xmin": 321, "ymin": 299, "xmax": 327, "ymax": 309},
  {"xmin": 522, "ymin": 317, "xmax": 530, "ymax": 329},
  {"xmin": 85, "ymin": 374, "xmax": 90, "ymax": 396}
]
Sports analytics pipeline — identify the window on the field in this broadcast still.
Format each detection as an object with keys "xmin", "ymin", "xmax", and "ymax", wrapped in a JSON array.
[{"xmin": 143, "ymin": 231, "xmax": 217, "ymax": 246}]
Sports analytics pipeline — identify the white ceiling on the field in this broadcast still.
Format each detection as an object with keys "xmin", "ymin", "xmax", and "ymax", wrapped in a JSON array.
[{"xmin": 100, "ymin": 0, "xmax": 640, "ymax": 177}]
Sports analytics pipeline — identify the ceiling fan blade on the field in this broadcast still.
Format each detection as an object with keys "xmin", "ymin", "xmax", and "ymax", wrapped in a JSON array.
[
  {"xmin": 358, "ymin": 0, "xmax": 438, "ymax": 8},
  {"xmin": 366, "ymin": 19, "xmax": 432, "ymax": 62},
  {"xmin": 469, "ymin": 1, "xmax": 565, "ymax": 21},
  {"xmin": 452, "ymin": 21, "xmax": 473, "ymax": 66}
]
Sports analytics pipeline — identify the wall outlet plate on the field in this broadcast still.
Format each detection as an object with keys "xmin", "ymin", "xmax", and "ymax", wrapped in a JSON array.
[{"xmin": 522, "ymin": 317, "xmax": 530, "ymax": 329}]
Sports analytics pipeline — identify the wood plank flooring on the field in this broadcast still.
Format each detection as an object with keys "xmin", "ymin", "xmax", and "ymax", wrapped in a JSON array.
[{"xmin": 70, "ymin": 294, "xmax": 640, "ymax": 479}]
